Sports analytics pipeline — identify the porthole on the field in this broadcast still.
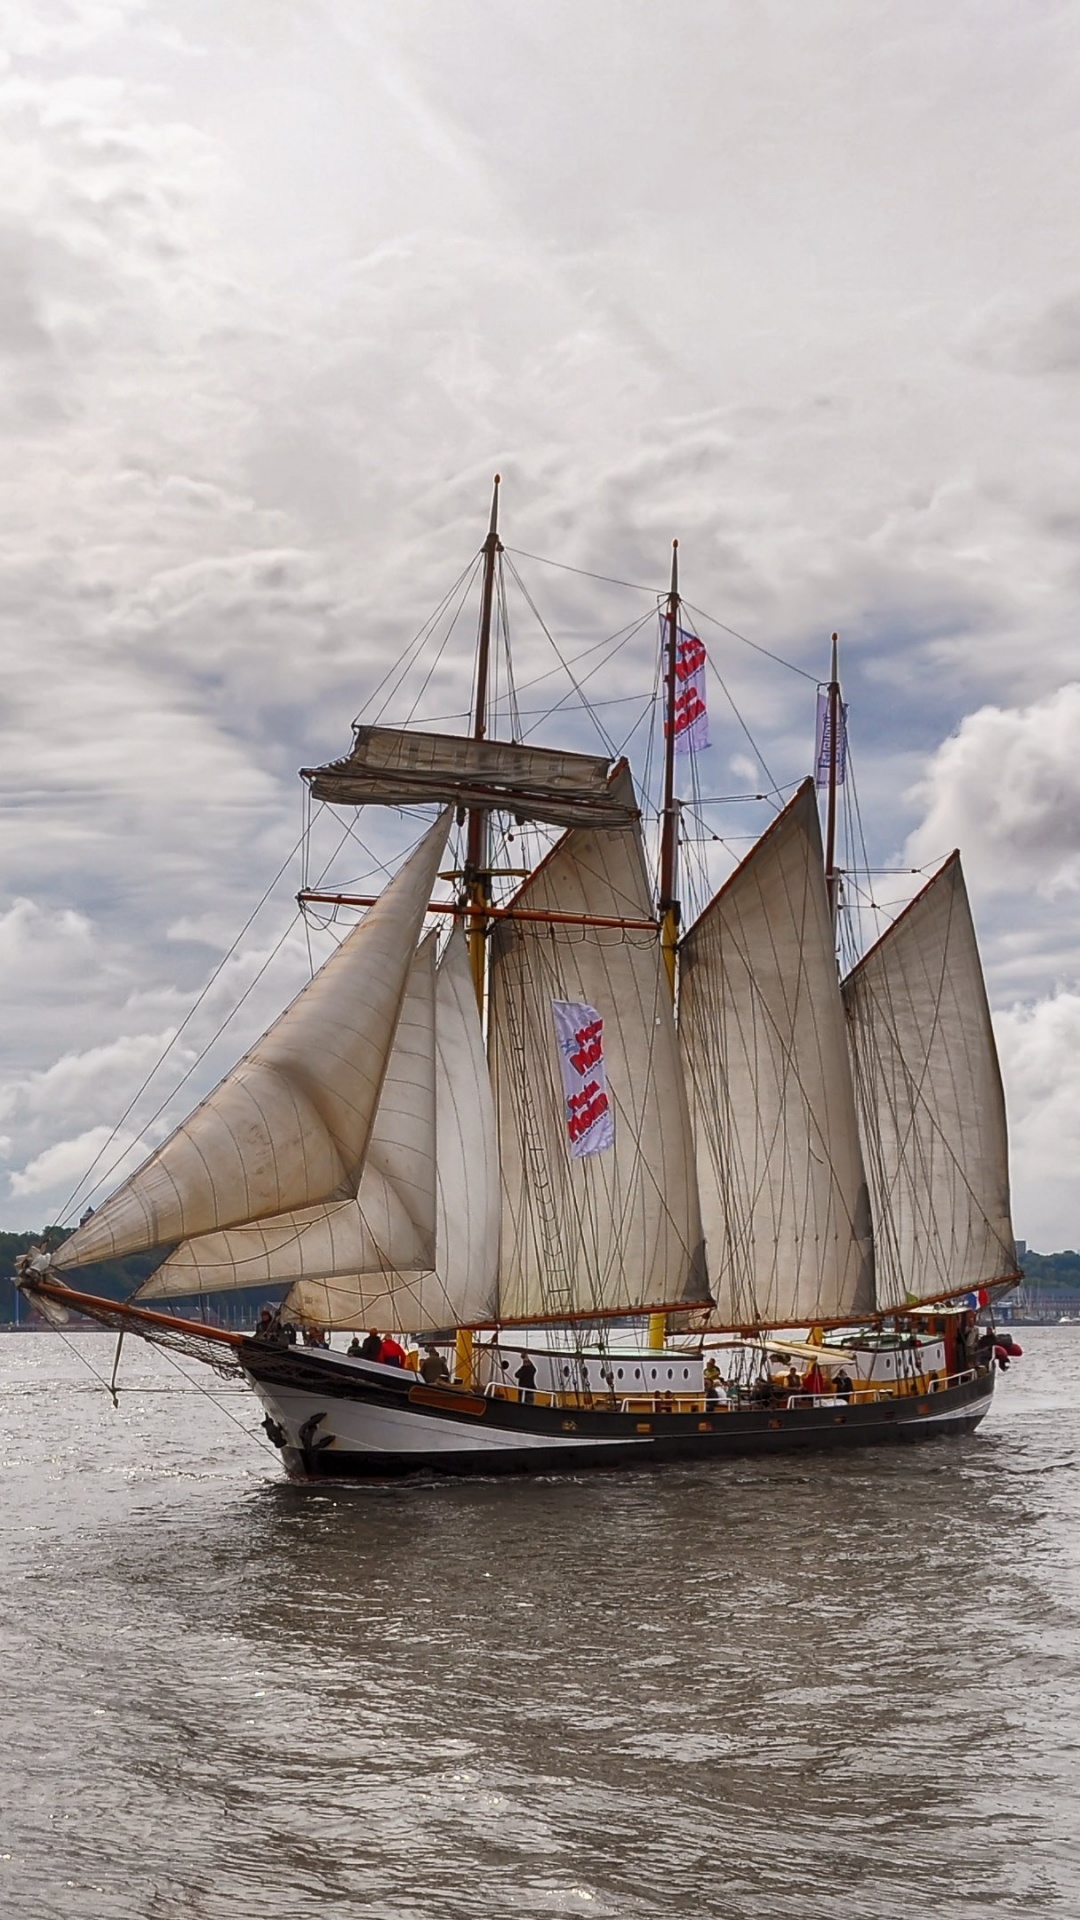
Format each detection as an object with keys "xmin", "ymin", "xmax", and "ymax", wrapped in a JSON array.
[{"xmin": 617, "ymin": 1368, "xmax": 624, "ymax": 1379}]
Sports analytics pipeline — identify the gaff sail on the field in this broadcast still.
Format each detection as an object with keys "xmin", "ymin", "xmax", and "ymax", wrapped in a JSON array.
[
  {"xmin": 488, "ymin": 767, "xmax": 707, "ymax": 1323},
  {"xmin": 54, "ymin": 812, "xmax": 452, "ymax": 1271},
  {"xmin": 842, "ymin": 853, "xmax": 1016, "ymax": 1308},
  {"xmin": 679, "ymin": 781, "xmax": 875, "ymax": 1327},
  {"xmin": 305, "ymin": 728, "xmax": 638, "ymax": 832}
]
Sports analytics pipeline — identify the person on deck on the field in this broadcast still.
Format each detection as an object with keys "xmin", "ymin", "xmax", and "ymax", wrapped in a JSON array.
[
  {"xmin": 703, "ymin": 1356, "xmax": 723, "ymax": 1408},
  {"xmin": 515, "ymin": 1354, "xmax": 538, "ymax": 1403},
  {"xmin": 379, "ymin": 1335, "xmax": 407, "ymax": 1368},
  {"xmin": 785, "ymin": 1365, "xmax": 801, "ymax": 1394},
  {"xmin": 801, "ymin": 1361, "xmax": 828, "ymax": 1397},
  {"xmin": 833, "ymin": 1366, "xmax": 854, "ymax": 1400},
  {"xmin": 360, "ymin": 1330, "xmax": 384, "ymax": 1361},
  {"xmin": 347, "ymin": 1335, "xmax": 363, "ymax": 1356},
  {"xmin": 420, "ymin": 1345, "xmax": 450, "ymax": 1384}
]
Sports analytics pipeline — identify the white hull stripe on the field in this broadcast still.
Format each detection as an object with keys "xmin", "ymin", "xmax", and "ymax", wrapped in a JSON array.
[{"xmin": 250, "ymin": 1380, "xmax": 649, "ymax": 1455}]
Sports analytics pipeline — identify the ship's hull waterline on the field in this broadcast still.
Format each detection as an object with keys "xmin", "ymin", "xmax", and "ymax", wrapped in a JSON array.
[{"xmin": 243, "ymin": 1343, "xmax": 995, "ymax": 1481}]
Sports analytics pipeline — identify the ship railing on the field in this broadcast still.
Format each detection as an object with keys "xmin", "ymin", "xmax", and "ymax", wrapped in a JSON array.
[{"xmin": 929, "ymin": 1367, "xmax": 978, "ymax": 1392}]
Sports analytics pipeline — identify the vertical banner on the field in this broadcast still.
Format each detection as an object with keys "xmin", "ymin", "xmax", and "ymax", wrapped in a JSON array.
[
  {"xmin": 665, "ymin": 626, "xmax": 710, "ymax": 755},
  {"xmin": 551, "ymin": 1000, "xmax": 615, "ymax": 1159},
  {"xmin": 814, "ymin": 690, "xmax": 848, "ymax": 788}
]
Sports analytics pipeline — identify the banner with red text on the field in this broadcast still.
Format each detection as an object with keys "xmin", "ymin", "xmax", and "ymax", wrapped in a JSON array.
[
  {"xmin": 665, "ymin": 626, "xmax": 710, "ymax": 756},
  {"xmin": 551, "ymin": 1000, "xmax": 615, "ymax": 1159}
]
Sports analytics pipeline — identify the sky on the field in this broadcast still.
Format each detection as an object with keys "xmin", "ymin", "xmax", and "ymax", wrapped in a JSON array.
[{"xmin": 2, "ymin": 0, "xmax": 1080, "ymax": 1248}]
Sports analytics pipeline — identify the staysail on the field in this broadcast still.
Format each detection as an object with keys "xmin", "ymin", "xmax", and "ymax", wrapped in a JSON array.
[
  {"xmin": 842, "ymin": 853, "xmax": 1016, "ymax": 1307},
  {"xmin": 137, "ymin": 933, "xmax": 440, "ymax": 1296},
  {"xmin": 54, "ymin": 813, "xmax": 451, "ymax": 1270},
  {"xmin": 488, "ymin": 765, "xmax": 707, "ymax": 1322},
  {"xmin": 679, "ymin": 780, "xmax": 875, "ymax": 1326},
  {"xmin": 284, "ymin": 927, "xmax": 501, "ymax": 1330},
  {"xmin": 136, "ymin": 927, "xmax": 501, "ymax": 1332}
]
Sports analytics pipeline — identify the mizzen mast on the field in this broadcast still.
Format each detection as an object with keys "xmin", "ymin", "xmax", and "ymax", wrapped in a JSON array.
[
  {"xmin": 823, "ymin": 630, "xmax": 841, "ymax": 930},
  {"xmin": 465, "ymin": 473, "xmax": 502, "ymax": 1009},
  {"xmin": 658, "ymin": 538, "xmax": 680, "ymax": 1001}
]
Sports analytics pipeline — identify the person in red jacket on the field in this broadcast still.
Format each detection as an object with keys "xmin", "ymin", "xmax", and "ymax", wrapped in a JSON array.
[{"xmin": 379, "ymin": 1335, "xmax": 407, "ymax": 1368}]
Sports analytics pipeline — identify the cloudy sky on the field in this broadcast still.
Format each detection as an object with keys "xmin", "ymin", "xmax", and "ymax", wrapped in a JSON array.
[{"xmin": 3, "ymin": 0, "xmax": 1080, "ymax": 1249}]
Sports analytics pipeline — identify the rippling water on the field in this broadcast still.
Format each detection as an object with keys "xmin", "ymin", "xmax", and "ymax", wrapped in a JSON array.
[{"xmin": 0, "ymin": 1328, "xmax": 1076, "ymax": 1918}]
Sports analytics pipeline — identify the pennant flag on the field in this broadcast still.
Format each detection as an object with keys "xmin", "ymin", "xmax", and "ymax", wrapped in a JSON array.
[
  {"xmin": 551, "ymin": 1000, "xmax": 615, "ymax": 1159},
  {"xmin": 815, "ymin": 690, "xmax": 848, "ymax": 787},
  {"xmin": 665, "ymin": 625, "xmax": 710, "ymax": 755}
]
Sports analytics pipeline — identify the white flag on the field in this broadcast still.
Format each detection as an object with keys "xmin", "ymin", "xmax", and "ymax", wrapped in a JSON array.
[{"xmin": 551, "ymin": 1000, "xmax": 615, "ymax": 1159}]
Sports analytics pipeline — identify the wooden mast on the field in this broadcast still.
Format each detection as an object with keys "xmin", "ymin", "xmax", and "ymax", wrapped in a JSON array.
[
  {"xmin": 658, "ymin": 539, "xmax": 680, "ymax": 1002},
  {"xmin": 823, "ymin": 630, "xmax": 841, "ymax": 931},
  {"xmin": 650, "ymin": 540, "xmax": 681, "ymax": 1352},
  {"xmin": 465, "ymin": 474, "xmax": 502, "ymax": 1011}
]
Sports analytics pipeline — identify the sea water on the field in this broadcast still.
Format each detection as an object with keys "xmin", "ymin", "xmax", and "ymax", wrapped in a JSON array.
[{"xmin": 0, "ymin": 1327, "xmax": 1076, "ymax": 1918}]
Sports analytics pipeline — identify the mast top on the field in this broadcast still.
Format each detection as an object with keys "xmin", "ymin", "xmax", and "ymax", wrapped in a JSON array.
[{"xmin": 487, "ymin": 474, "xmax": 501, "ymax": 541}]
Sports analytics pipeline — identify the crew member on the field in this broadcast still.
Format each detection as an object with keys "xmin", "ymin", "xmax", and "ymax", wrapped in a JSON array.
[{"xmin": 420, "ymin": 1345, "xmax": 450, "ymax": 1384}]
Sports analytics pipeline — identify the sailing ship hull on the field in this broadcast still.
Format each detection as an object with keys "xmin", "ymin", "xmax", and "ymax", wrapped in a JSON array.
[{"xmin": 243, "ymin": 1343, "xmax": 996, "ymax": 1481}]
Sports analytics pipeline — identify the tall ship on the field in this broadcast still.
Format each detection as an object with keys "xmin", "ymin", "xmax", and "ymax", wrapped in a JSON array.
[{"xmin": 17, "ymin": 481, "xmax": 1020, "ymax": 1478}]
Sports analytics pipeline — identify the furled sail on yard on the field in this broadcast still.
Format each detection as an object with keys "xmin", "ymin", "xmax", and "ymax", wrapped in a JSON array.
[
  {"xmin": 489, "ymin": 766, "xmax": 707, "ymax": 1322},
  {"xmin": 135, "ymin": 927, "xmax": 501, "ymax": 1332},
  {"xmin": 305, "ymin": 728, "xmax": 638, "ymax": 832},
  {"xmin": 842, "ymin": 853, "xmax": 1016, "ymax": 1307},
  {"xmin": 53, "ymin": 813, "xmax": 452, "ymax": 1271},
  {"xmin": 679, "ymin": 780, "xmax": 875, "ymax": 1326}
]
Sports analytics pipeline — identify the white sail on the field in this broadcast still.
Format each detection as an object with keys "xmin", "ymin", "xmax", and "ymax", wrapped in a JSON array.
[
  {"xmin": 287, "ymin": 928, "xmax": 501, "ymax": 1331},
  {"xmin": 54, "ymin": 813, "xmax": 451, "ymax": 1270},
  {"xmin": 679, "ymin": 780, "xmax": 875, "ymax": 1327},
  {"xmin": 140, "ymin": 927, "xmax": 502, "ymax": 1333},
  {"xmin": 489, "ymin": 767, "xmax": 707, "ymax": 1322},
  {"xmin": 136, "ymin": 933, "xmax": 439, "ymax": 1296},
  {"xmin": 843, "ymin": 853, "xmax": 1015, "ymax": 1307}
]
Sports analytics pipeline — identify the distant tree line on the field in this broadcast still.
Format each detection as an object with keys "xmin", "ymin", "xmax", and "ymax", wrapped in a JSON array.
[{"xmin": 1017, "ymin": 1249, "xmax": 1080, "ymax": 1290}]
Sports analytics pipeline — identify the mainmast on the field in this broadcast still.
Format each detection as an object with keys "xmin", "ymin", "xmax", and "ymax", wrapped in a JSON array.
[
  {"xmin": 658, "ymin": 539, "xmax": 680, "ymax": 1001},
  {"xmin": 465, "ymin": 474, "xmax": 502, "ymax": 1009},
  {"xmin": 823, "ymin": 630, "xmax": 841, "ymax": 930}
]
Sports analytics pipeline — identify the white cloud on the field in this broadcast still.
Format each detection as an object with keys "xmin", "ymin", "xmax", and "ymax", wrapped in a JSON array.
[
  {"xmin": 0, "ymin": 1, "xmax": 1078, "ymax": 1245},
  {"xmin": 995, "ymin": 994, "xmax": 1080, "ymax": 1253},
  {"xmin": 9, "ymin": 1123, "xmax": 143, "ymax": 1201},
  {"xmin": 905, "ymin": 684, "xmax": 1080, "ymax": 897}
]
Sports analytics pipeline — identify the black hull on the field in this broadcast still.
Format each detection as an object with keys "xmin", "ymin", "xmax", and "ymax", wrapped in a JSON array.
[{"xmin": 241, "ymin": 1341, "xmax": 996, "ymax": 1482}]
